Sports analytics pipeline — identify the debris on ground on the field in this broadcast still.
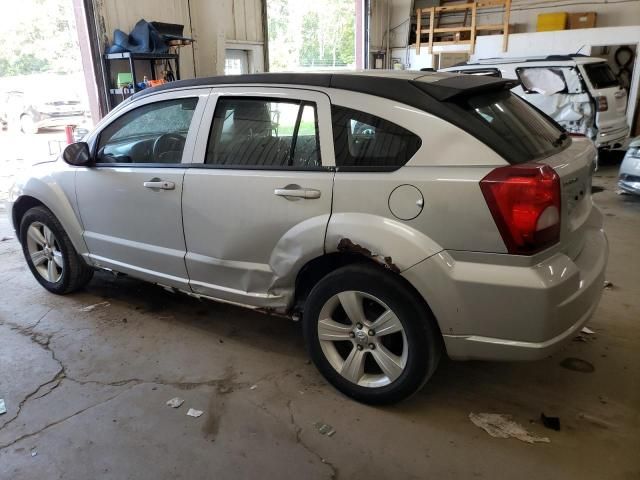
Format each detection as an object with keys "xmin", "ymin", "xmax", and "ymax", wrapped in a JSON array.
[
  {"xmin": 166, "ymin": 397, "xmax": 184, "ymax": 408},
  {"xmin": 314, "ymin": 422, "xmax": 336, "ymax": 437},
  {"xmin": 598, "ymin": 395, "xmax": 608, "ymax": 405},
  {"xmin": 560, "ymin": 357, "xmax": 595, "ymax": 373},
  {"xmin": 578, "ymin": 412, "xmax": 616, "ymax": 429},
  {"xmin": 540, "ymin": 413, "xmax": 561, "ymax": 431},
  {"xmin": 187, "ymin": 408, "xmax": 204, "ymax": 418},
  {"xmin": 249, "ymin": 385, "xmax": 258, "ymax": 390},
  {"xmin": 469, "ymin": 413, "xmax": 550, "ymax": 444},
  {"xmin": 0, "ymin": 236, "xmax": 13, "ymax": 242},
  {"xmin": 0, "ymin": 398, "xmax": 6, "ymax": 415},
  {"xmin": 581, "ymin": 326, "xmax": 595, "ymax": 334},
  {"xmin": 603, "ymin": 280, "xmax": 614, "ymax": 289},
  {"xmin": 30, "ymin": 449, "xmax": 37, "ymax": 457},
  {"xmin": 79, "ymin": 301, "xmax": 110, "ymax": 312}
]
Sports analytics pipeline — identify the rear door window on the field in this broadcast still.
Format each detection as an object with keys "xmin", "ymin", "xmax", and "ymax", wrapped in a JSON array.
[
  {"xmin": 206, "ymin": 97, "xmax": 321, "ymax": 169},
  {"xmin": 583, "ymin": 62, "xmax": 620, "ymax": 89},
  {"xmin": 331, "ymin": 106, "xmax": 421, "ymax": 170}
]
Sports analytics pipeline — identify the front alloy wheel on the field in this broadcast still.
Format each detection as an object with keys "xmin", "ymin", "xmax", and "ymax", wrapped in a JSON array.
[
  {"xmin": 26, "ymin": 222, "xmax": 64, "ymax": 283},
  {"xmin": 20, "ymin": 206, "xmax": 93, "ymax": 294}
]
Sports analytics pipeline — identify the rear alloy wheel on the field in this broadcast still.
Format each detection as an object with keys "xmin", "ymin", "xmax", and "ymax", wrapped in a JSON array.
[
  {"xmin": 318, "ymin": 291, "xmax": 408, "ymax": 388},
  {"xmin": 303, "ymin": 264, "xmax": 441, "ymax": 404},
  {"xmin": 20, "ymin": 206, "xmax": 93, "ymax": 294}
]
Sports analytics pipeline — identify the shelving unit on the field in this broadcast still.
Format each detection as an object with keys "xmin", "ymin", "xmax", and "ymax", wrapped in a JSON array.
[
  {"xmin": 103, "ymin": 52, "xmax": 180, "ymax": 110},
  {"xmin": 415, "ymin": 0, "xmax": 511, "ymax": 55}
]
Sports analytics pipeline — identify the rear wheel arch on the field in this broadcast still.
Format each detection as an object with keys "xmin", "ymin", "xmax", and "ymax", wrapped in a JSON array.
[{"xmin": 293, "ymin": 252, "xmax": 444, "ymax": 338}]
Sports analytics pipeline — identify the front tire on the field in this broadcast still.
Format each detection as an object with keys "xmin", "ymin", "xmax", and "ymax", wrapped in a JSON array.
[
  {"xmin": 303, "ymin": 264, "xmax": 441, "ymax": 405},
  {"xmin": 20, "ymin": 206, "xmax": 93, "ymax": 294},
  {"xmin": 20, "ymin": 114, "xmax": 39, "ymax": 134}
]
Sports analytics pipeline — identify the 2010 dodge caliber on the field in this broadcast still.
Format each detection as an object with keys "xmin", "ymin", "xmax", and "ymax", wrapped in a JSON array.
[{"xmin": 8, "ymin": 71, "xmax": 608, "ymax": 404}]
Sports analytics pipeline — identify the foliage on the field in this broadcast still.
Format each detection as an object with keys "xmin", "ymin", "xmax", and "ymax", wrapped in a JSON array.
[
  {"xmin": 0, "ymin": 0, "xmax": 81, "ymax": 77},
  {"xmin": 268, "ymin": 0, "xmax": 356, "ymax": 71}
]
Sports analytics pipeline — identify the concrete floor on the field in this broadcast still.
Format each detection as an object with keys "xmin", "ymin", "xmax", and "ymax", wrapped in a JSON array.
[{"xmin": 0, "ymin": 164, "xmax": 638, "ymax": 479}]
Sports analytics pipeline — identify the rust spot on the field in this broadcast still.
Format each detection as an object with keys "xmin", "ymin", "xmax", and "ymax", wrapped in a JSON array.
[{"xmin": 337, "ymin": 238, "xmax": 400, "ymax": 274}]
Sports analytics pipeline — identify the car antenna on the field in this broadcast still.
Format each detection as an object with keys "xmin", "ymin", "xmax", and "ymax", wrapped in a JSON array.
[{"xmin": 575, "ymin": 45, "xmax": 586, "ymax": 55}]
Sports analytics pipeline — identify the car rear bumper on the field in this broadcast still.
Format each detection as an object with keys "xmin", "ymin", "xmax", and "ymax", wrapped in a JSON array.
[
  {"xmin": 595, "ymin": 124, "xmax": 629, "ymax": 149},
  {"xmin": 403, "ymin": 211, "xmax": 608, "ymax": 361}
]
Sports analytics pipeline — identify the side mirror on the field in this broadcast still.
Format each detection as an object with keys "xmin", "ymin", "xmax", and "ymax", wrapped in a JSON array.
[{"xmin": 62, "ymin": 142, "xmax": 91, "ymax": 166}]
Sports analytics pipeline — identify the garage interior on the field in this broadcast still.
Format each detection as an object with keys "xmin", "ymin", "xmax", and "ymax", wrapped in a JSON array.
[{"xmin": 1, "ymin": 1, "xmax": 639, "ymax": 479}]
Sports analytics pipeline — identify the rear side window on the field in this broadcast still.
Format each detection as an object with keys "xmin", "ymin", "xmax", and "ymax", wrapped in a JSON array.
[
  {"xmin": 331, "ymin": 106, "xmax": 421, "ymax": 170},
  {"xmin": 205, "ymin": 97, "xmax": 320, "ymax": 169},
  {"xmin": 583, "ymin": 62, "xmax": 619, "ymax": 89},
  {"xmin": 465, "ymin": 90, "xmax": 568, "ymax": 161}
]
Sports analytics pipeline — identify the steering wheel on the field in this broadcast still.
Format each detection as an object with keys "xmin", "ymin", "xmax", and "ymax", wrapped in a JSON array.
[{"xmin": 152, "ymin": 133, "xmax": 186, "ymax": 162}]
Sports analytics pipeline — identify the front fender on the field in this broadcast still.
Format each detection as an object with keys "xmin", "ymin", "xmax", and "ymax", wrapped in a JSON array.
[
  {"xmin": 325, "ymin": 213, "xmax": 443, "ymax": 272},
  {"xmin": 10, "ymin": 162, "xmax": 88, "ymax": 257}
]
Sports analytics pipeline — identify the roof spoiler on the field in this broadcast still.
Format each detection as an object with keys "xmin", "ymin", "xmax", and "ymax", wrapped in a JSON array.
[{"xmin": 411, "ymin": 75, "xmax": 519, "ymax": 101}]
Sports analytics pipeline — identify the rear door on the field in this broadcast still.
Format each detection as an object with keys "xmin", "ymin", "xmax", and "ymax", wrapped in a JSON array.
[{"xmin": 182, "ymin": 87, "xmax": 335, "ymax": 308}]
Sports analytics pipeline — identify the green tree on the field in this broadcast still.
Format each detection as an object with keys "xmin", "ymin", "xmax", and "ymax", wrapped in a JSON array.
[{"xmin": 0, "ymin": 0, "xmax": 80, "ymax": 78}]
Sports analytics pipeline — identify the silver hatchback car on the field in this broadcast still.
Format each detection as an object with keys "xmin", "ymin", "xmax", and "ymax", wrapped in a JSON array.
[{"xmin": 8, "ymin": 71, "xmax": 608, "ymax": 404}]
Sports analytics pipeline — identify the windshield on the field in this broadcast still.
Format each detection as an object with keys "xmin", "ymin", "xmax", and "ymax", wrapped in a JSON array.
[
  {"xmin": 465, "ymin": 90, "xmax": 569, "ymax": 162},
  {"xmin": 583, "ymin": 62, "xmax": 619, "ymax": 89}
]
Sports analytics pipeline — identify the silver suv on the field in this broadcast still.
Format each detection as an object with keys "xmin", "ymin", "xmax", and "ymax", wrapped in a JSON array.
[{"xmin": 7, "ymin": 71, "xmax": 608, "ymax": 404}]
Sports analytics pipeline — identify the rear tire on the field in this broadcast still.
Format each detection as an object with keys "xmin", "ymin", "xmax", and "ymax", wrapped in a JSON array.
[
  {"xmin": 20, "ymin": 206, "xmax": 93, "ymax": 294},
  {"xmin": 302, "ymin": 263, "xmax": 441, "ymax": 405}
]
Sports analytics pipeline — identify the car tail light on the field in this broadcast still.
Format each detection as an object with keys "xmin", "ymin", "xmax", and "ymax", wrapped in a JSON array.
[
  {"xmin": 480, "ymin": 164, "xmax": 561, "ymax": 255},
  {"xmin": 597, "ymin": 96, "xmax": 608, "ymax": 112}
]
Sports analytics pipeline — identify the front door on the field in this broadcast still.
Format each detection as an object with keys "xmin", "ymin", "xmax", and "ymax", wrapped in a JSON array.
[
  {"xmin": 76, "ymin": 90, "xmax": 209, "ymax": 289},
  {"xmin": 182, "ymin": 87, "xmax": 335, "ymax": 308}
]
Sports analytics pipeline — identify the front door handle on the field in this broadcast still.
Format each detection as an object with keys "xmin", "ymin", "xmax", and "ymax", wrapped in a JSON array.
[
  {"xmin": 144, "ymin": 179, "xmax": 175, "ymax": 190},
  {"xmin": 274, "ymin": 185, "xmax": 321, "ymax": 200}
]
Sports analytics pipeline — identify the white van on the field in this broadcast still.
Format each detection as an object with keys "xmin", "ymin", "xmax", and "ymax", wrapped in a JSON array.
[{"xmin": 441, "ymin": 54, "xmax": 630, "ymax": 152}]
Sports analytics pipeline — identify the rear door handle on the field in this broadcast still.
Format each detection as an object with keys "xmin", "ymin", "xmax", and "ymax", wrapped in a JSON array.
[
  {"xmin": 274, "ymin": 186, "xmax": 321, "ymax": 200},
  {"xmin": 143, "ymin": 179, "xmax": 175, "ymax": 190}
]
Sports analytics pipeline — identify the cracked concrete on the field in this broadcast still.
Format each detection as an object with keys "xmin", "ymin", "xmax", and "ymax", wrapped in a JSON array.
[{"xmin": 0, "ymin": 165, "xmax": 639, "ymax": 479}]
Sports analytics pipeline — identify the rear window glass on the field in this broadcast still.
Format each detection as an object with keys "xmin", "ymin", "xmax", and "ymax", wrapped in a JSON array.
[
  {"xmin": 331, "ymin": 106, "xmax": 421, "ymax": 170},
  {"xmin": 583, "ymin": 62, "xmax": 619, "ymax": 89},
  {"xmin": 465, "ymin": 90, "xmax": 568, "ymax": 161}
]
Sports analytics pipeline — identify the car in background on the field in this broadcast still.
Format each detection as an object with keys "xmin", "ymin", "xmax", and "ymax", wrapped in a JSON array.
[
  {"xmin": 1, "ymin": 89, "xmax": 88, "ymax": 134},
  {"xmin": 8, "ymin": 71, "xmax": 608, "ymax": 404},
  {"xmin": 440, "ymin": 55, "xmax": 630, "ymax": 153},
  {"xmin": 618, "ymin": 137, "xmax": 640, "ymax": 195}
]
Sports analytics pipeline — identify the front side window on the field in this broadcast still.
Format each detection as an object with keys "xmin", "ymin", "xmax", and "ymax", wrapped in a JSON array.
[
  {"xmin": 205, "ymin": 97, "xmax": 320, "ymax": 168},
  {"xmin": 331, "ymin": 106, "xmax": 421, "ymax": 170},
  {"xmin": 96, "ymin": 97, "xmax": 198, "ymax": 164}
]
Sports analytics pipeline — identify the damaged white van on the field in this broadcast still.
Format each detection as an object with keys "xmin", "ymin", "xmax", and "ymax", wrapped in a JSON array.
[{"xmin": 441, "ymin": 54, "xmax": 630, "ymax": 152}]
